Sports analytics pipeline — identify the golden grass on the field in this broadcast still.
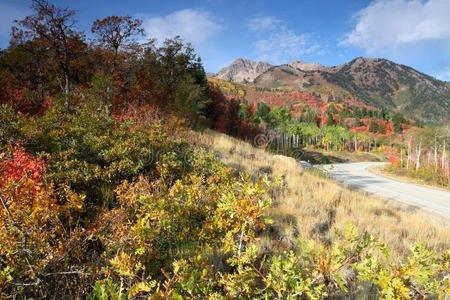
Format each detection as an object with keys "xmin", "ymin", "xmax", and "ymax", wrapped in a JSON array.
[
  {"xmin": 195, "ymin": 130, "xmax": 450, "ymax": 258},
  {"xmin": 370, "ymin": 165, "xmax": 450, "ymax": 192}
]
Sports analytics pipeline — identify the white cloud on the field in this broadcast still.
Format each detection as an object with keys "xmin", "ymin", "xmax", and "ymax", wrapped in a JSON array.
[
  {"xmin": 142, "ymin": 9, "xmax": 221, "ymax": 46},
  {"xmin": 246, "ymin": 16, "xmax": 281, "ymax": 31},
  {"xmin": 246, "ymin": 15, "xmax": 320, "ymax": 64},
  {"xmin": 436, "ymin": 68, "xmax": 450, "ymax": 81},
  {"xmin": 340, "ymin": 0, "xmax": 450, "ymax": 54},
  {"xmin": 255, "ymin": 28, "xmax": 319, "ymax": 64}
]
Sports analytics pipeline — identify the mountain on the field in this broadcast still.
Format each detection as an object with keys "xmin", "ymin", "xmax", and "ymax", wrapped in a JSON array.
[
  {"xmin": 209, "ymin": 57, "xmax": 450, "ymax": 123},
  {"xmin": 209, "ymin": 57, "xmax": 273, "ymax": 83},
  {"xmin": 287, "ymin": 60, "xmax": 327, "ymax": 72}
]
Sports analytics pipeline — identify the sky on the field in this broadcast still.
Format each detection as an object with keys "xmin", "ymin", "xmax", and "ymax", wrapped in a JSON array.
[{"xmin": 1, "ymin": 0, "xmax": 450, "ymax": 81}]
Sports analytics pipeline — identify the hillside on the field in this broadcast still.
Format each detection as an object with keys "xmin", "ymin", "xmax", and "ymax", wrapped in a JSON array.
[
  {"xmin": 209, "ymin": 57, "xmax": 273, "ymax": 83},
  {"xmin": 198, "ymin": 129, "xmax": 449, "ymax": 253},
  {"xmin": 2, "ymin": 0, "xmax": 449, "ymax": 298},
  {"xmin": 209, "ymin": 57, "xmax": 450, "ymax": 123}
]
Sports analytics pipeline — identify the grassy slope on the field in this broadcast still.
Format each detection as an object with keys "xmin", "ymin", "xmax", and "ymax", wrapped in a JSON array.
[
  {"xmin": 297, "ymin": 148, "xmax": 387, "ymax": 164},
  {"xmin": 195, "ymin": 130, "xmax": 449, "ymax": 258},
  {"xmin": 371, "ymin": 165, "xmax": 450, "ymax": 192}
]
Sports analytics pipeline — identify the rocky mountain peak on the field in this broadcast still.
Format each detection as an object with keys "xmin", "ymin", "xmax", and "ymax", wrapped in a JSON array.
[
  {"xmin": 288, "ymin": 60, "xmax": 326, "ymax": 72},
  {"xmin": 210, "ymin": 57, "xmax": 273, "ymax": 83}
]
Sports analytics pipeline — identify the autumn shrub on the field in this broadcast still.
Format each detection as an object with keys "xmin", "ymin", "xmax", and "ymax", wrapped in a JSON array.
[
  {"xmin": 89, "ymin": 149, "xmax": 271, "ymax": 294},
  {"xmin": 409, "ymin": 167, "xmax": 449, "ymax": 186},
  {"xmin": 88, "ymin": 216, "xmax": 449, "ymax": 298},
  {"xmin": 0, "ymin": 103, "xmax": 194, "ymax": 207},
  {"xmin": 1, "ymin": 96, "xmax": 274, "ymax": 297},
  {"xmin": 0, "ymin": 146, "xmax": 69, "ymax": 297},
  {"xmin": 206, "ymin": 84, "xmax": 259, "ymax": 141},
  {"xmin": 0, "ymin": 102, "xmax": 214, "ymax": 297}
]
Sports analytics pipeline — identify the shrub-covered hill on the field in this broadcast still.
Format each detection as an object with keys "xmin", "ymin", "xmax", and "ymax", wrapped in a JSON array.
[
  {"xmin": 209, "ymin": 57, "xmax": 450, "ymax": 123},
  {"xmin": 208, "ymin": 77, "xmax": 418, "ymax": 139}
]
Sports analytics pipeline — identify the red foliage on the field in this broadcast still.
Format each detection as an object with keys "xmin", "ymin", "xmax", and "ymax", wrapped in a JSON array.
[
  {"xmin": 401, "ymin": 123, "xmax": 412, "ymax": 132},
  {"xmin": 359, "ymin": 118, "xmax": 371, "ymax": 127},
  {"xmin": 207, "ymin": 84, "xmax": 227, "ymax": 131},
  {"xmin": 207, "ymin": 84, "xmax": 258, "ymax": 139},
  {"xmin": 316, "ymin": 115, "xmax": 328, "ymax": 128},
  {"xmin": 389, "ymin": 152, "xmax": 398, "ymax": 167},
  {"xmin": 384, "ymin": 120, "xmax": 395, "ymax": 136},
  {"xmin": 246, "ymin": 103, "xmax": 256, "ymax": 119},
  {"xmin": 0, "ymin": 88, "xmax": 49, "ymax": 115},
  {"xmin": 332, "ymin": 113, "xmax": 341, "ymax": 125},
  {"xmin": 351, "ymin": 126, "xmax": 366, "ymax": 133},
  {"xmin": 1, "ymin": 146, "xmax": 47, "ymax": 194}
]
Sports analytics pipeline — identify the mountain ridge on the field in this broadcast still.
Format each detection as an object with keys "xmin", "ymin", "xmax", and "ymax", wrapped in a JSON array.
[
  {"xmin": 208, "ymin": 57, "xmax": 450, "ymax": 123},
  {"xmin": 209, "ymin": 57, "xmax": 273, "ymax": 83}
]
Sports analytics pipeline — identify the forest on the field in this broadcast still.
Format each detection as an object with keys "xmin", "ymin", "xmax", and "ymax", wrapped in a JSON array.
[
  {"xmin": 0, "ymin": 0, "xmax": 449, "ymax": 298},
  {"xmin": 209, "ymin": 78, "xmax": 449, "ymax": 187}
]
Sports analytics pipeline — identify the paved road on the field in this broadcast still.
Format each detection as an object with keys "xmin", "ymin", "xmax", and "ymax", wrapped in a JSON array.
[{"xmin": 325, "ymin": 162, "xmax": 450, "ymax": 219}]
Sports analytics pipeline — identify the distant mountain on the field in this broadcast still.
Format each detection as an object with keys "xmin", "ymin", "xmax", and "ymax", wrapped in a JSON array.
[
  {"xmin": 209, "ymin": 57, "xmax": 273, "ymax": 83},
  {"xmin": 288, "ymin": 60, "xmax": 327, "ymax": 72},
  {"xmin": 209, "ymin": 57, "xmax": 450, "ymax": 123}
]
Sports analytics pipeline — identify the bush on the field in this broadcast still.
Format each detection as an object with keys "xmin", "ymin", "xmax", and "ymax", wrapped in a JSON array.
[
  {"xmin": 0, "ymin": 102, "xmax": 228, "ymax": 297},
  {"xmin": 0, "ymin": 146, "xmax": 70, "ymax": 297},
  {"xmin": 1, "ymin": 102, "xmax": 448, "ymax": 298}
]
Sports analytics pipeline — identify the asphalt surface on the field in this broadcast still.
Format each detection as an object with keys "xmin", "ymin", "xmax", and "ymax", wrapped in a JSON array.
[{"xmin": 325, "ymin": 162, "xmax": 450, "ymax": 219}]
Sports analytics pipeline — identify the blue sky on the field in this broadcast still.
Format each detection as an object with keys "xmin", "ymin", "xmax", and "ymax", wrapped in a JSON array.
[{"xmin": 1, "ymin": 0, "xmax": 450, "ymax": 81}]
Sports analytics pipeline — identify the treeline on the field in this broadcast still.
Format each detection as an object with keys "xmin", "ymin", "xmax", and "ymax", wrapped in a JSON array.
[
  {"xmin": 209, "ymin": 78, "xmax": 424, "ymax": 154},
  {"xmin": 387, "ymin": 126, "xmax": 450, "ymax": 186},
  {"xmin": 210, "ymin": 78, "xmax": 449, "ymax": 185},
  {"xmin": 0, "ymin": 0, "xmax": 242, "ymax": 132},
  {"xmin": 0, "ymin": 0, "xmax": 258, "ymax": 142}
]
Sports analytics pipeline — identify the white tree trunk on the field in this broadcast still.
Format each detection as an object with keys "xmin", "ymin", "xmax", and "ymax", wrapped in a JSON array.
[
  {"xmin": 416, "ymin": 142, "xmax": 422, "ymax": 170},
  {"xmin": 434, "ymin": 139, "xmax": 438, "ymax": 168}
]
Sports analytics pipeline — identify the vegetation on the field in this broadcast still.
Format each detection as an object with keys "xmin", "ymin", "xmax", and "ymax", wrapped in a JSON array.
[
  {"xmin": 385, "ymin": 126, "xmax": 450, "ymax": 187},
  {"xmin": 251, "ymin": 57, "xmax": 450, "ymax": 123},
  {"xmin": 210, "ymin": 77, "xmax": 450, "ymax": 187},
  {"xmin": 0, "ymin": 0, "xmax": 448, "ymax": 298},
  {"xmin": 210, "ymin": 78, "xmax": 399, "ymax": 155},
  {"xmin": 197, "ymin": 131, "xmax": 450, "ymax": 298}
]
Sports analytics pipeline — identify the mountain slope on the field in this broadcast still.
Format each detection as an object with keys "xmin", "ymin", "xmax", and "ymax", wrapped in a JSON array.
[
  {"xmin": 209, "ymin": 57, "xmax": 273, "ymax": 83},
  {"xmin": 209, "ymin": 57, "xmax": 450, "ymax": 123}
]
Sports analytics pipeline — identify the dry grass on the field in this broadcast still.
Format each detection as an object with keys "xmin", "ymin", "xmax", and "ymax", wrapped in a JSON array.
[
  {"xmin": 299, "ymin": 148, "xmax": 387, "ymax": 165},
  {"xmin": 195, "ymin": 130, "xmax": 450, "ymax": 258},
  {"xmin": 370, "ymin": 165, "xmax": 450, "ymax": 192}
]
